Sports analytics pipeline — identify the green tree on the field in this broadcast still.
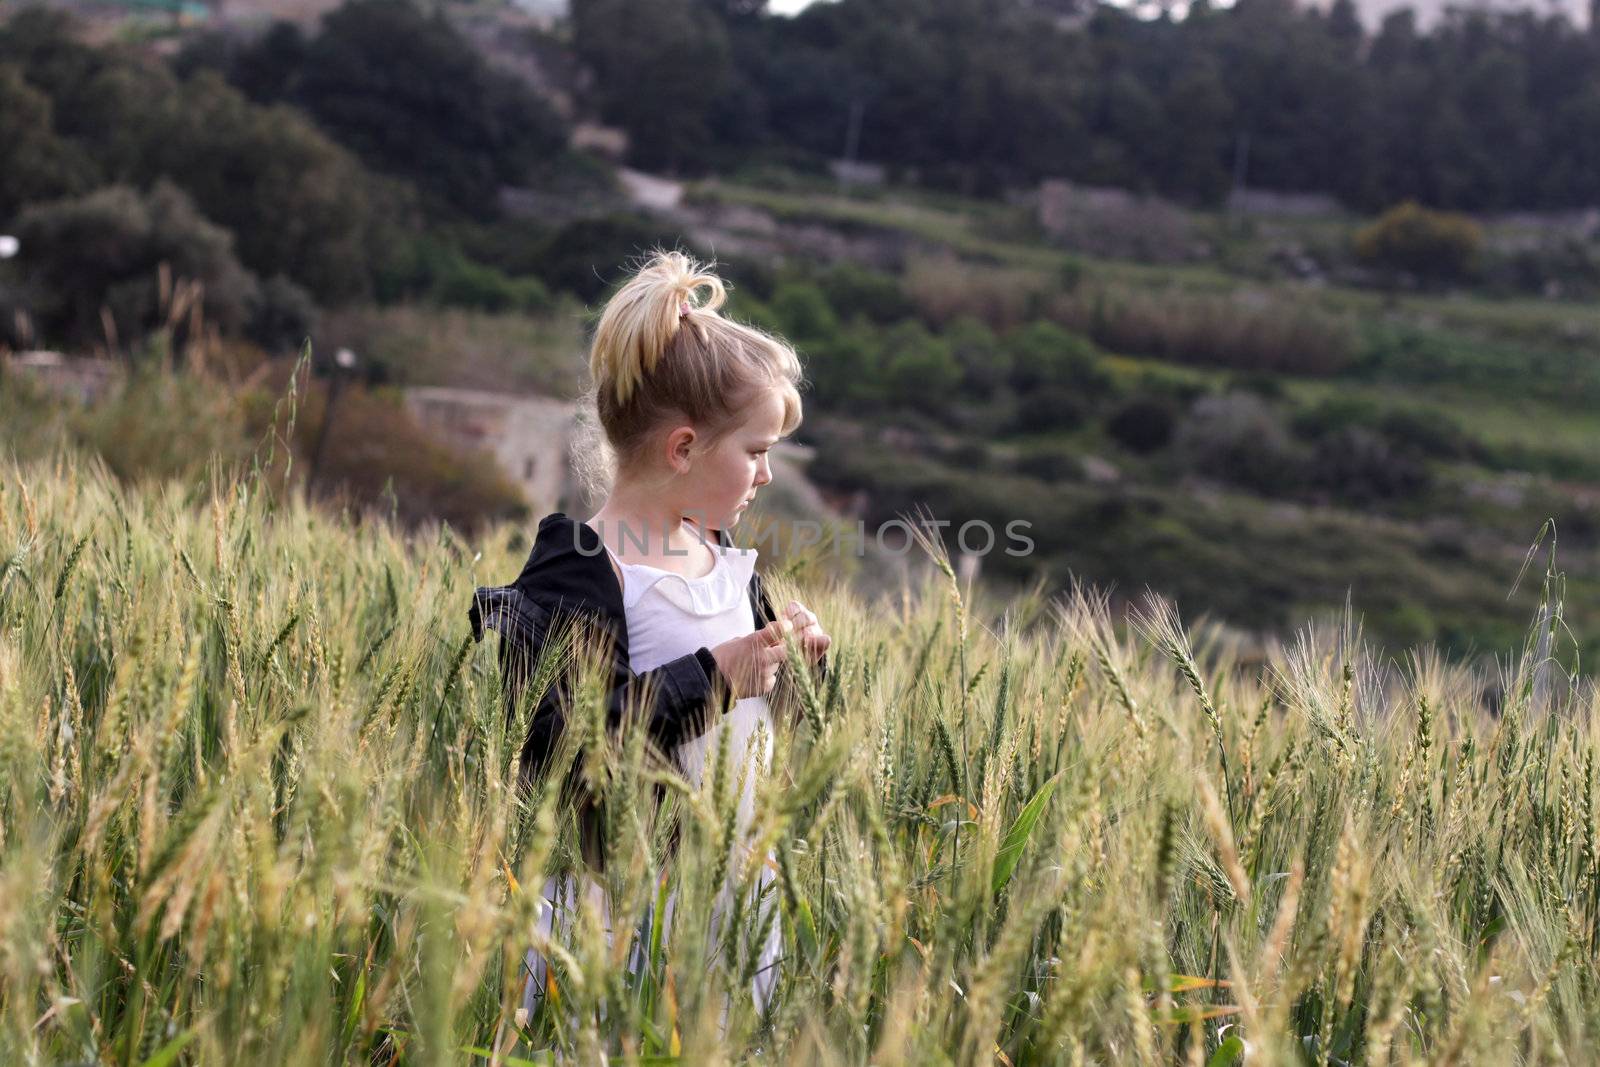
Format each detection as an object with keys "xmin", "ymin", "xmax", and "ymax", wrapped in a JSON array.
[
  {"xmin": 572, "ymin": 0, "xmax": 733, "ymax": 173},
  {"xmin": 295, "ymin": 0, "xmax": 566, "ymax": 218},
  {"xmin": 154, "ymin": 72, "xmax": 406, "ymax": 303},
  {"xmin": 0, "ymin": 64, "xmax": 96, "ymax": 222},
  {"xmin": 13, "ymin": 182, "xmax": 259, "ymax": 348}
]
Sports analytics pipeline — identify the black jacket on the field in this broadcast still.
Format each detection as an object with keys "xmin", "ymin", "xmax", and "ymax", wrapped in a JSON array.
[{"xmin": 468, "ymin": 512, "xmax": 824, "ymax": 864}]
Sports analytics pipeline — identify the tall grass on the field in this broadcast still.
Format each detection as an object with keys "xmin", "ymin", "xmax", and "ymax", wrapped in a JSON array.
[
  {"xmin": 1046, "ymin": 286, "xmax": 1357, "ymax": 376},
  {"xmin": 1, "ymin": 452, "xmax": 1597, "ymax": 1065}
]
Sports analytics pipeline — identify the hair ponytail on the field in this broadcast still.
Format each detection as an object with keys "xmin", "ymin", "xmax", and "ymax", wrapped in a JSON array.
[{"xmin": 590, "ymin": 250, "xmax": 728, "ymax": 409}]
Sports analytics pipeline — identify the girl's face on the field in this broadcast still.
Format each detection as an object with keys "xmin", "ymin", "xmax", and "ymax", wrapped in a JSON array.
[{"xmin": 679, "ymin": 387, "xmax": 788, "ymax": 532}]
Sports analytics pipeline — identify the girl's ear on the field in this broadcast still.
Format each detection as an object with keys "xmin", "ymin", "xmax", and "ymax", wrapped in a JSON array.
[{"xmin": 665, "ymin": 425, "xmax": 697, "ymax": 474}]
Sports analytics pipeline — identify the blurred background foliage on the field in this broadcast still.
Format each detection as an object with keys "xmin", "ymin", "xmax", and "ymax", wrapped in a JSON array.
[{"xmin": 1, "ymin": 0, "xmax": 1598, "ymax": 663}]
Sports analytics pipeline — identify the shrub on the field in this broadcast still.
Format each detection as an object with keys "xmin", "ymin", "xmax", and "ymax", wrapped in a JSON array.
[
  {"xmin": 427, "ymin": 249, "xmax": 552, "ymax": 315},
  {"xmin": 14, "ymin": 182, "xmax": 258, "ymax": 348},
  {"xmin": 801, "ymin": 322, "xmax": 884, "ymax": 410},
  {"xmin": 1354, "ymin": 200, "xmax": 1482, "ymax": 283},
  {"xmin": 317, "ymin": 302, "xmax": 587, "ymax": 394},
  {"xmin": 814, "ymin": 260, "xmax": 915, "ymax": 325},
  {"xmin": 880, "ymin": 320, "xmax": 961, "ymax": 410},
  {"xmin": 1173, "ymin": 391, "xmax": 1305, "ymax": 494},
  {"xmin": 1010, "ymin": 442, "xmax": 1083, "ymax": 481},
  {"xmin": 1378, "ymin": 408, "xmax": 1476, "ymax": 461},
  {"xmin": 1105, "ymin": 398, "xmax": 1176, "ymax": 454},
  {"xmin": 242, "ymin": 364, "xmax": 528, "ymax": 530},
  {"xmin": 769, "ymin": 281, "xmax": 839, "ymax": 341},
  {"xmin": 1012, "ymin": 387, "xmax": 1089, "ymax": 434},
  {"xmin": 1004, "ymin": 321, "xmax": 1109, "ymax": 394},
  {"xmin": 73, "ymin": 363, "xmax": 253, "ymax": 482},
  {"xmin": 944, "ymin": 316, "xmax": 1009, "ymax": 398},
  {"xmin": 1290, "ymin": 397, "xmax": 1383, "ymax": 439},
  {"xmin": 1307, "ymin": 425, "xmax": 1430, "ymax": 504}
]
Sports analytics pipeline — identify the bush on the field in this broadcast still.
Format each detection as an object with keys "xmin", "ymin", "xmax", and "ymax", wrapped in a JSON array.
[
  {"xmin": 1292, "ymin": 398, "xmax": 1477, "ymax": 463},
  {"xmin": 1378, "ymin": 408, "xmax": 1476, "ymax": 461},
  {"xmin": 1012, "ymin": 387, "xmax": 1088, "ymax": 435},
  {"xmin": 1307, "ymin": 425, "xmax": 1430, "ymax": 504},
  {"xmin": 73, "ymin": 363, "xmax": 253, "ymax": 482},
  {"xmin": 1004, "ymin": 321, "xmax": 1108, "ymax": 394},
  {"xmin": 944, "ymin": 316, "xmax": 1009, "ymax": 398},
  {"xmin": 800, "ymin": 322, "xmax": 883, "ymax": 410},
  {"xmin": 768, "ymin": 281, "xmax": 839, "ymax": 341},
  {"xmin": 880, "ymin": 321, "xmax": 961, "ymax": 410},
  {"xmin": 1173, "ymin": 392, "xmax": 1305, "ymax": 494},
  {"xmin": 1105, "ymin": 398, "xmax": 1176, "ymax": 454},
  {"xmin": 1010, "ymin": 442, "xmax": 1083, "ymax": 482},
  {"xmin": 14, "ymin": 182, "xmax": 259, "ymax": 348},
  {"xmin": 242, "ymin": 364, "xmax": 528, "ymax": 530},
  {"xmin": 1290, "ymin": 397, "xmax": 1383, "ymax": 439},
  {"xmin": 814, "ymin": 261, "xmax": 915, "ymax": 325},
  {"xmin": 427, "ymin": 248, "xmax": 552, "ymax": 315},
  {"xmin": 1354, "ymin": 200, "xmax": 1482, "ymax": 283}
]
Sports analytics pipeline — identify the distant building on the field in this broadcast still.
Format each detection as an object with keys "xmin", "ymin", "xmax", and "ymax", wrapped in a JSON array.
[{"xmin": 403, "ymin": 387, "xmax": 578, "ymax": 516}]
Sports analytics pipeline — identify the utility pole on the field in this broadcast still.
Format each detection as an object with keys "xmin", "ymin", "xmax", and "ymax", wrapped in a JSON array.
[
  {"xmin": 837, "ymin": 98, "xmax": 865, "ymax": 194},
  {"xmin": 307, "ymin": 347, "xmax": 358, "ymax": 498},
  {"xmin": 0, "ymin": 236, "xmax": 15, "ymax": 399},
  {"xmin": 1228, "ymin": 130, "xmax": 1251, "ymax": 232}
]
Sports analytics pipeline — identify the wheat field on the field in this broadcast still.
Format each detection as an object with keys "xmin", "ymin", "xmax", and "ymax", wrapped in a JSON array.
[{"xmin": 0, "ymin": 453, "xmax": 1596, "ymax": 1066}]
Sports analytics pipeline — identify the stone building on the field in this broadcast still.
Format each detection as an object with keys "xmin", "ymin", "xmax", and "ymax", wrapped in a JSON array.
[{"xmin": 403, "ymin": 386, "xmax": 578, "ymax": 516}]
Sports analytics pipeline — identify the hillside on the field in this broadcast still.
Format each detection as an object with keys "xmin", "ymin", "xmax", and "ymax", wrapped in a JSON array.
[{"xmin": 4, "ymin": 2, "xmax": 1598, "ymax": 665}]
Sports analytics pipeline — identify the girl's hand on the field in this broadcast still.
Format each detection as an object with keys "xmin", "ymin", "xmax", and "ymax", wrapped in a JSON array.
[
  {"xmin": 783, "ymin": 600, "xmax": 831, "ymax": 664},
  {"xmin": 710, "ymin": 618, "xmax": 793, "ymax": 698}
]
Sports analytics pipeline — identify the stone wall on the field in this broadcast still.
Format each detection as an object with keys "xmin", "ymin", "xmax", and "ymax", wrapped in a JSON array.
[{"xmin": 403, "ymin": 386, "xmax": 578, "ymax": 517}]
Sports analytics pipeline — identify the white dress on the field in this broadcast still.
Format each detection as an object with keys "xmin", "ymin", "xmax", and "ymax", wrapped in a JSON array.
[{"xmin": 521, "ymin": 532, "xmax": 783, "ymax": 1021}]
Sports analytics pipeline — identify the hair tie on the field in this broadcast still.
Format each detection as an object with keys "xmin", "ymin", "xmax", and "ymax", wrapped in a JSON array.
[{"xmin": 678, "ymin": 299, "xmax": 691, "ymax": 319}]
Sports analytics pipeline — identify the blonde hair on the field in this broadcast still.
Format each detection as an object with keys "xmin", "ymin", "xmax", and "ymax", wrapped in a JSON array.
[{"xmin": 577, "ymin": 249, "xmax": 804, "ymax": 495}]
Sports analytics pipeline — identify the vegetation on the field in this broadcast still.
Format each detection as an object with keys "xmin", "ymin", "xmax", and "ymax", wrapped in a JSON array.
[
  {"xmin": 2, "ymin": 456, "xmax": 1597, "ymax": 1064},
  {"xmin": 4, "ymin": 0, "xmax": 1598, "ymax": 683},
  {"xmin": 0, "ymin": 354, "xmax": 527, "ymax": 533},
  {"xmin": 574, "ymin": 0, "xmax": 1600, "ymax": 212},
  {"xmin": 1354, "ymin": 202, "xmax": 1484, "ymax": 285}
]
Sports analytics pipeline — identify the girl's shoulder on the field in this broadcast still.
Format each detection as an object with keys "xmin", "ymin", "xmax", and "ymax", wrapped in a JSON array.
[{"xmin": 511, "ymin": 512, "xmax": 625, "ymax": 619}]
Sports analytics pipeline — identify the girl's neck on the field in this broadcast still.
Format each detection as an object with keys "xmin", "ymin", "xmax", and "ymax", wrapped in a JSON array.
[{"xmin": 586, "ymin": 487, "xmax": 717, "ymax": 568}]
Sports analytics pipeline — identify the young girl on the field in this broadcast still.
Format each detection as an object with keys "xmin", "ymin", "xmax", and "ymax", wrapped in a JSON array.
[{"xmin": 468, "ymin": 249, "xmax": 831, "ymax": 1026}]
